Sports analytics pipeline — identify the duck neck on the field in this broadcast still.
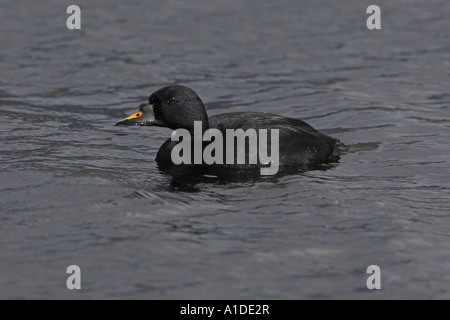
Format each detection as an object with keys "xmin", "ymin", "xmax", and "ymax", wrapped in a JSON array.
[
  {"xmin": 187, "ymin": 112, "xmax": 209, "ymax": 135},
  {"xmin": 188, "ymin": 119, "xmax": 209, "ymax": 136}
]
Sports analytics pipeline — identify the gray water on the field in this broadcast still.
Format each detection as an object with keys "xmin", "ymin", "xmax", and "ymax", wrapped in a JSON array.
[{"xmin": 0, "ymin": 0, "xmax": 449, "ymax": 299}]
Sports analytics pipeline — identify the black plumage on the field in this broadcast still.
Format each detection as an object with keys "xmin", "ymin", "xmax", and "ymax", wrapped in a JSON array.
[{"xmin": 116, "ymin": 85, "xmax": 342, "ymax": 176}]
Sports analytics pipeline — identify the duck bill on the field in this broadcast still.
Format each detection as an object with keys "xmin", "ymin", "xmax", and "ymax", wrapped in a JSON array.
[
  {"xmin": 115, "ymin": 110, "xmax": 143, "ymax": 126},
  {"xmin": 115, "ymin": 104, "xmax": 158, "ymax": 126}
]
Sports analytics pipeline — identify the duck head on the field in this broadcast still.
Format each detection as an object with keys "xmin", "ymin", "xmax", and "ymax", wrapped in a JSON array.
[{"xmin": 115, "ymin": 85, "xmax": 209, "ymax": 133}]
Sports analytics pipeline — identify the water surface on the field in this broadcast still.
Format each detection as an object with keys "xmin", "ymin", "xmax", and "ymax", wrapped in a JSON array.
[{"xmin": 0, "ymin": 0, "xmax": 449, "ymax": 299}]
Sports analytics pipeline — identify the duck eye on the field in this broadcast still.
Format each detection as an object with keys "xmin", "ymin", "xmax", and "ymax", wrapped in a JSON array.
[{"xmin": 167, "ymin": 97, "xmax": 177, "ymax": 105}]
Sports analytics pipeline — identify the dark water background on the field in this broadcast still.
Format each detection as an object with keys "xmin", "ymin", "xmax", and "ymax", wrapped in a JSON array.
[{"xmin": 0, "ymin": 0, "xmax": 449, "ymax": 299}]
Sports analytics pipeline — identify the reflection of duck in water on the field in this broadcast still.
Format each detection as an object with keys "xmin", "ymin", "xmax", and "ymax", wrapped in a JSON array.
[{"xmin": 116, "ymin": 85, "xmax": 343, "ymax": 177}]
